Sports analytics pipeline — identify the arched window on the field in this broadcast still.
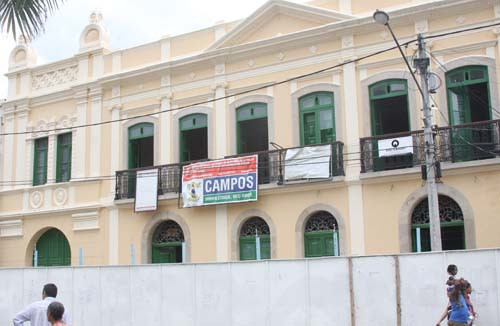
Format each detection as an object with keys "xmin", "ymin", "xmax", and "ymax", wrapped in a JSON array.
[
  {"xmin": 446, "ymin": 65, "xmax": 493, "ymax": 162},
  {"xmin": 304, "ymin": 211, "xmax": 339, "ymax": 257},
  {"xmin": 236, "ymin": 103, "xmax": 268, "ymax": 154},
  {"xmin": 151, "ymin": 220, "xmax": 184, "ymax": 264},
  {"xmin": 34, "ymin": 228, "xmax": 71, "ymax": 266},
  {"xmin": 411, "ymin": 195, "xmax": 465, "ymax": 252},
  {"xmin": 239, "ymin": 217, "xmax": 270, "ymax": 260},
  {"xmin": 179, "ymin": 113, "xmax": 208, "ymax": 162},
  {"xmin": 128, "ymin": 122, "xmax": 154, "ymax": 169},
  {"xmin": 299, "ymin": 92, "xmax": 335, "ymax": 145}
]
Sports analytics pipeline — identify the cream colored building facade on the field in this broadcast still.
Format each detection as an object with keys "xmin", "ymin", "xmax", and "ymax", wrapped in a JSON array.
[{"xmin": 1, "ymin": 0, "xmax": 500, "ymax": 267}]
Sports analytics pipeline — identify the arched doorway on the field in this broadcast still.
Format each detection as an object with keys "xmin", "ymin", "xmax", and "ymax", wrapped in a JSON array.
[
  {"xmin": 151, "ymin": 220, "xmax": 184, "ymax": 264},
  {"xmin": 304, "ymin": 211, "xmax": 339, "ymax": 257},
  {"xmin": 34, "ymin": 228, "xmax": 71, "ymax": 266},
  {"xmin": 239, "ymin": 217, "xmax": 270, "ymax": 260},
  {"xmin": 411, "ymin": 195, "xmax": 465, "ymax": 252}
]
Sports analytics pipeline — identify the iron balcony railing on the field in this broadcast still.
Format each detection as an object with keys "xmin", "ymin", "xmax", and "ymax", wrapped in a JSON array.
[
  {"xmin": 115, "ymin": 142, "xmax": 344, "ymax": 200},
  {"xmin": 360, "ymin": 119, "xmax": 500, "ymax": 173}
]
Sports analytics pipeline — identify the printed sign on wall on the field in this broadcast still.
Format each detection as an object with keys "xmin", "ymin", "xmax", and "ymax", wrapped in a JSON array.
[
  {"xmin": 378, "ymin": 136, "xmax": 414, "ymax": 157},
  {"xmin": 182, "ymin": 155, "xmax": 258, "ymax": 208},
  {"xmin": 135, "ymin": 169, "xmax": 159, "ymax": 212}
]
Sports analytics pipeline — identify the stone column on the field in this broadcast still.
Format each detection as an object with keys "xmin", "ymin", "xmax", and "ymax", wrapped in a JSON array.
[
  {"xmin": 342, "ymin": 34, "xmax": 366, "ymax": 256},
  {"xmin": 109, "ymin": 96, "xmax": 121, "ymax": 194}
]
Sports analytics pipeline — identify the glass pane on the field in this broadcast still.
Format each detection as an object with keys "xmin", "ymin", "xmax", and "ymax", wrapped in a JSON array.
[
  {"xmin": 253, "ymin": 105, "xmax": 267, "ymax": 117},
  {"xmin": 195, "ymin": 115, "xmax": 207, "ymax": 127},
  {"xmin": 301, "ymin": 97, "xmax": 315, "ymax": 108},
  {"xmin": 469, "ymin": 69, "xmax": 485, "ymax": 81},
  {"xmin": 318, "ymin": 94, "xmax": 332, "ymax": 105},
  {"xmin": 319, "ymin": 110, "xmax": 333, "ymax": 130},
  {"xmin": 372, "ymin": 84, "xmax": 386, "ymax": 97},
  {"xmin": 62, "ymin": 148, "xmax": 71, "ymax": 163},
  {"xmin": 448, "ymin": 72, "xmax": 465, "ymax": 84},
  {"xmin": 181, "ymin": 117, "xmax": 194, "ymax": 130},
  {"xmin": 237, "ymin": 107, "xmax": 252, "ymax": 120},
  {"xmin": 59, "ymin": 133, "xmax": 71, "ymax": 146},
  {"xmin": 389, "ymin": 83, "xmax": 405, "ymax": 92},
  {"xmin": 129, "ymin": 123, "xmax": 153, "ymax": 139},
  {"xmin": 449, "ymin": 88, "xmax": 467, "ymax": 124}
]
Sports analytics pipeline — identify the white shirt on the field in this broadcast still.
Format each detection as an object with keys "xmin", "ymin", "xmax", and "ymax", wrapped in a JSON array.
[{"xmin": 13, "ymin": 297, "xmax": 68, "ymax": 326}]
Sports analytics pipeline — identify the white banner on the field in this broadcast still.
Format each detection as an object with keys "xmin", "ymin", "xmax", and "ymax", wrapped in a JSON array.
[
  {"xmin": 378, "ymin": 136, "xmax": 413, "ymax": 157},
  {"xmin": 134, "ymin": 169, "xmax": 158, "ymax": 212},
  {"xmin": 284, "ymin": 145, "xmax": 331, "ymax": 180}
]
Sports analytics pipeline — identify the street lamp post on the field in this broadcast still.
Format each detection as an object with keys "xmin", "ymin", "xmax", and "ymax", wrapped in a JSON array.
[{"xmin": 373, "ymin": 10, "xmax": 442, "ymax": 251}]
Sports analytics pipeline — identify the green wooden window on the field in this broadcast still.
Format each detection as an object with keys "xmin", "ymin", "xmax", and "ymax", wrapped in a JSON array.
[
  {"xmin": 239, "ymin": 217, "xmax": 271, "ymax": 260},
  {"xmin": 33, "ymin": 137, "xmax": 48, "ymax": 186},
  {"xmin": 299, "ymin": 92, "xmax": 335, "ymax": 145},
  {"xmin": 411, "ymin": 195, "xmax": 465, "ymax": 252},
  {"xmin": 236, "ymin": 103, "xmax": 268, "ymax": 154},
  {"xmin": 34, "ymin": 228, "xmax": 71, "ymax": 267},
  {"xmin": 446, "ymin": 65, "xmax": 491, "ymax": 125},
  {"xmin": 369, "ymin": 79, "xmax": 410, "ymax": 136},
  {"xmin": 56, "ymin": 133, "xmax": 72, "ymax": 183},
  {"xmin": 304, "ymin": 211, "xmax": 339, "ymax": 258},
  {"xmin": 179, "ymin": 114, "xmax": 208, "ymax": 162},
  {"xmin": 151, "ymin": 220, "xmax": 184, "ymax": 264}
]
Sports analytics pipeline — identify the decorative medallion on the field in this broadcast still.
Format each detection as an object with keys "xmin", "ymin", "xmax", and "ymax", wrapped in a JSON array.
[
  {"xmin": 277, "ymin": 52, "xmax": 285, "ymax": 61},
  {"xmin": 53, "ymin": 188, "xmax": 68, "ymax": 207},
  {"xmin": 456, "ymin": 16, "xmax": 466, "ymax": 25},
  {"xmin": 189, "ymin": 72, "xmax": 196, "ymax": 80},
  {"xmin": 248, "ymin": 59, "xmax": 255, "ymax": 67},
  {"xmin": 30, "ymin": 191, "xmax": 43, "ymax": 209},
  {"xmin": 309, "ymin": 46, "xmax": 317, "ymax": 55}
]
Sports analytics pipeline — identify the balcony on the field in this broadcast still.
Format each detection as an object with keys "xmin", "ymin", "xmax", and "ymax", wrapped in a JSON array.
[
  {"xmin": 360, "ymin": 119, "xmax": 500, "ymax": 173},
  {"xmin": 115, "ymin": 142, "xmax": 344, "ymax": 200}
]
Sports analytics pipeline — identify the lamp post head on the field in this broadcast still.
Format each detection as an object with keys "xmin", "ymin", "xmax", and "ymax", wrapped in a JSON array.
[{"xmin": 373, "ymin": 10, "xmax": 390, "ymax": 26}]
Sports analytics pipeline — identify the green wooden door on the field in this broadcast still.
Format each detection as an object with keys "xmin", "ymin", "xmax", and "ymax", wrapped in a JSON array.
[
  {"xmin": 304, "ymin": 230, "xmax": 338, "ymax": 258},
  {"xmin": 33, "ymin": 137, "xmax": 48, "ymax": 186},
  {"xmin": 56, "ymin": 133, "xmax": 72, "ymax": 183},
  {"xmin": 179, "ymin": 114, "xmax": 208, "ymax": 162},
  {"xmin": 239, "ymin": 235, "xmax": 270, "ymax": 260},
  {"xmin": 152, "ymin": 243, "xmax": 182, "ymax": 263},
  {"xmin": 412, "ymin": 222, "xmax": 465, "ymax": 252},
  {"xmin": 35, "ymin": 229, "xmax": 71, "ymax": 266},
  {"xmin": 128, "ymin": 123, "xmax": 154, "ymax": 194},
  {"xmin": 369, "ymin": 80, "xmax": 411, "ymax": 171},
  {"xmin": 446, "ymin": 66, "xmax": 492, "ymax": 162},
  {"xmin": 299, "ymin": 92, "xmax": 335, "ymax": 145}
]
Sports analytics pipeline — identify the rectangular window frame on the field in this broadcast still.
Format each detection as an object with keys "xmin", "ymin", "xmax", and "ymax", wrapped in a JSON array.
[
  {"xmin": 56, "ymin": 132, "xmax": 72, "ymax": 183},
  {"xmin": 33, "ymin": 137, "xmax": 49, "ymax": 186}
]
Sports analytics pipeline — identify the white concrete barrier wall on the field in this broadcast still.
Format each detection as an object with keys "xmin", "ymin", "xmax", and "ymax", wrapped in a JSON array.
[{"xmin": 0, "ymin": 249, "xmax": 498, "ymax": 326}]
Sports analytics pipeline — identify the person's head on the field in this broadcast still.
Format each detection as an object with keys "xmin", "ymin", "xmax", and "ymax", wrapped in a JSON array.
[
  {"xmin": 42, "ymin": 283, "xmax": 58, "ymax": 299},
  {"xmin": 447, "ymin": 264, "xmax": 458, "ymax": 276},
  {"xmin": 47, "ymin": 301, "xmax": 64, "ymax": 324},
  {"xmin": 464, "ymin": 280, "xmax": 472, "ymax": 294}
]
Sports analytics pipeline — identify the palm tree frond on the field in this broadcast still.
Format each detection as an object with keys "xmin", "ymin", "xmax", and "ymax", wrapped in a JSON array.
[{"xmin": 0, "ymin": 0, "xmax": 65, "ymax": 40}]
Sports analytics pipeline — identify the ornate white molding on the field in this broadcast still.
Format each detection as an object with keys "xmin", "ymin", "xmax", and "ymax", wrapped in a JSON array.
[
  {"xmin": 0, "ymin": 220, "xmax": 23, "ymax": 237},
  {"xmin": 29, "ymin": 191, "xmax": 44, "ymax": 209},
  {"xmin": 32, "ymin": 65, "xmax": 78, "ymax": 91},
  {"xmin": 53, "ymin": 187, "xmax": 68, "ymax": 207},
  {"xmin": 72, "ymin": 211, "xmax": 100, "ymax": 231}
]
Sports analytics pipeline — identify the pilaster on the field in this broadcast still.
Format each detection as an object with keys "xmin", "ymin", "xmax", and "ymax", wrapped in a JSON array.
[
  {"xmin": 342, "ymin": 34, "xmax": 365, "ymax": 256},
  {"xmin": 73, "ymin": 90, "xmax": 88, "ymax": 179},
  {"xmin": 46, "ymin": 130, "xmax": 57, "ymax": 184},
  {"xmin": 2, "ymin": 108, "xmax": 15, "ymax": 190},
  {"xmin": 213, "ymin": 64, "xmax": 227, "ymax": 158},
  {"xmin": 109, "ymin": 87, "xmax": 121, "ymax": 193},
  {"xmin": 15, "ymin": 106, "xmax": 29, "ymax": 188},
  {"xmin": 89, "ymin": 88, "xmax": 102, "ymax": 177},
  {"xmin": 160, "ymin": 75, "xmax": 172, "ymax": 164}
]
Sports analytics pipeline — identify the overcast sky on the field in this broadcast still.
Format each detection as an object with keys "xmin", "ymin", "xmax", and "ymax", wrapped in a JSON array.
[{"xmin": 1, "ymin": 0, "xmax": 308, "ymax": 100}]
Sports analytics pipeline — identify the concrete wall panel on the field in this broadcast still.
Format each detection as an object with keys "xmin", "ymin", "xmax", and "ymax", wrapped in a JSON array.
[
  {"xmin": 195, "ymin": 263, "xmax": 232, "ymax": 326},
  {"xmin": 352, "ymin": 256, "xmax": 397, "ymax": 326},
  {"xmin": 308, "ymin": 258, "xmax": 351, "ymax": 326},
  {"xmin": 73, "ymin": 267, "xmax": 101, "ymax": 326},
  {"xmin": 268, "ymin": 260, "xmax": 307, "ymax": 326},
  {"xmin": 100, "ymin": 266, "xmax": 132, "ymax": 326},
  {"xmin": 130, "ymin": 265, "xmax": 162, "ymax": 325},
  {"xmin": 399, "ymin": 253, "xmax": 446, "ymax": 326},
  {"xmin": 0, "ymin": 269, "xmax": 24, "ymax": 323},
  {"xmin": 162, "ymin": 264, "xmax": 196, "ymax": 326},
  {"xmin": 230, "ymin": 261, "xmax": 269, "ymax": 326}
]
